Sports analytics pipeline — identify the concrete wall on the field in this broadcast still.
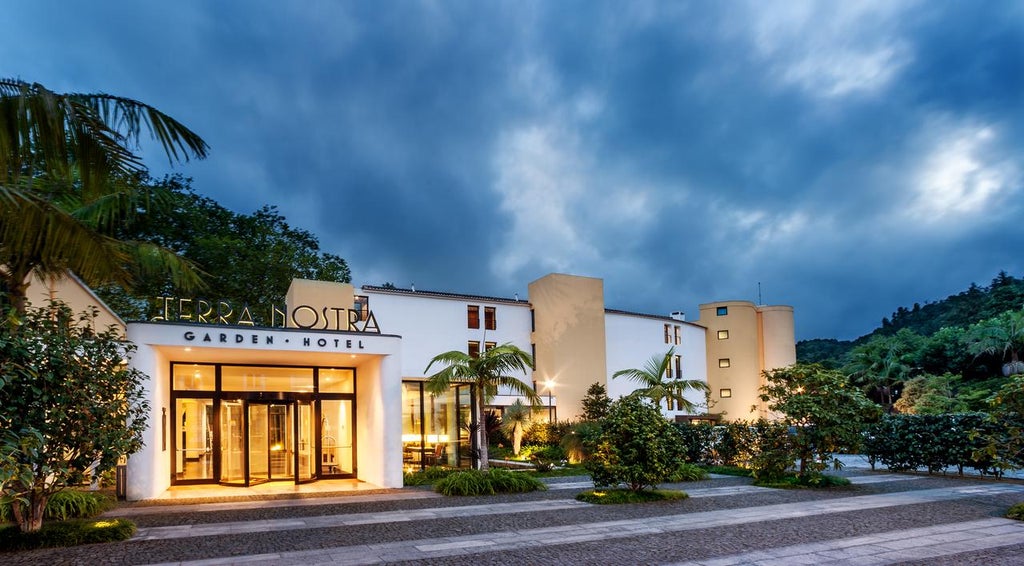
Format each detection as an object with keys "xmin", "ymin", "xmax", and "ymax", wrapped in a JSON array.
[{"xmin": 25, "ymin": 272, "xmax": 126, "ymax": 336}]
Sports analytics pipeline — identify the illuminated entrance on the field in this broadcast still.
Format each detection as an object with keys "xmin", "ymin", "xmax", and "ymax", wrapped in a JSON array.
[{"xmin": 172, "ymin": 363, "xmax": 355, "ymax": 486}]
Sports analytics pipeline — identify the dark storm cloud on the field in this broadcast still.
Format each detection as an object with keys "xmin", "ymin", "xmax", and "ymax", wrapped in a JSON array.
[{"xmin": 6, "ymin": 1, "xmax": 1023, "ymax": 339}]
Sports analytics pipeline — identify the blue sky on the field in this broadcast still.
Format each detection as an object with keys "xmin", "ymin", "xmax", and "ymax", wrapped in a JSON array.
[{"xmin": 7, "ymin": 1, "xmax": 1023, "ymax": 340}]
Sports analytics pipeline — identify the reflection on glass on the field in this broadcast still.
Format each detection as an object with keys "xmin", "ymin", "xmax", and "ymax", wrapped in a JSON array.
[
  {"xmin": 321, "ymin": 400, "xmax": 353, "ymax": 474},
  {"xmin": 222, "ymin": 366, "xmax": 313, "ymax": 392},
  {"xmin": 172, "ymin": 364, "xmax": 215, "ymax": 391},
  {"xmin": 221, "ymin": 400, "xmax": 244, "ymax": 484},
  {"xmin": 299, "ymin": 402, "xmax": 313, "ymax": 480},
  {"xmin": 319, "ymin": 368, "xmax": 354, "ymax": 393},
  {"xmin": 176, "ymin": 399, "xmax": 214, "ymax": 480},
  {"xmin": 249, "ymin": 404, "xmax": 268, "ymax": 483},
  {"xmin": 402, "ymin": 383, "xmax": 460, "ymax": 471}
]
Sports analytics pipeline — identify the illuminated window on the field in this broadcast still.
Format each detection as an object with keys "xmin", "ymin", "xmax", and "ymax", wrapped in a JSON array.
[
  {"xmin": 664, "ymin": 324, "xmax": 671, "ymax": 344},
  {"xmin": 484, "ymin": 307, "xmax": 497, "ymax": 330},
  {"xmin": 467, "ymin": 305, "xmax": 480, "ymax": 329},
  {"xmin": 716, "ymin": 306, "xmax": 728, "ymax": 316},
  {"xmin": 718, "ymin": 358, "xmax": 731, "ymax": 368},
  {"xmin": 720, "ymin": 388, "xmax": 732, "ymax": 398},
  {"xmin": 468, "ymin": 341, "xmax": 480, "ymax": 358},
  {"xmin": 674, "ymin": 326, "xmax": 681, "ymax": 345},
  {"xmin": 718, "ymin": 330, "xmax": 729, "ymax": 340},
  {"xmin": 674, "ymin": 355, "xmax": 682, "ymax": 378}
]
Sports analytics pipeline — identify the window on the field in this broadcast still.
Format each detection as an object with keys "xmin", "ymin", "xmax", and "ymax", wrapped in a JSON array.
[
  {"xmin": 531, "ymin": 343, "xmax": 537, "ymax": 369},
  {"xmin": 720, "ymin": 388, "xmax": 732, "ymax": 398},
  {"xmin": 674, "ymin": 325, "xmax": 681, "ymax": 345},
  {"xmin": 484, "ymin": 306, "xmax": 496, "ymax": 330},
  {"xmin": 718, "ymin": 358, "xmax": 731, "ymax": 368},
  {"xmin": 717, "ymin": 330, "xmax": 729, "ymax": 340},
  {"xmin": 467, "ymin": 306, "xmax": 480, "ymax": 329},
  {"xmin": 353, "ymin": 295, "xmax": 370, "ymax": 322},
  {"xmin": 468, "ymin": 341, "xmax": 480, "ymax": 358},
  {"xmin": 674, "ymin": 355, "xmax": 682, "ymax": 378},
  {"xmin": 484, "ymin": 341, "xmax": 496, "ymax": 352},
  {"xmin": 716, "ymin": 306, "xmax": 728, "ymax": 316},
  {"xmin": 664, "ymin": 324, "xmax": 671, "ymax": 344}
]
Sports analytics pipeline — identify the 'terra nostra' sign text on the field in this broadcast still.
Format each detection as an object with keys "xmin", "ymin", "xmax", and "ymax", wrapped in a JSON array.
[{"xmin": 151, "ymin": 297, "xmax": 381, "ymax": 333}]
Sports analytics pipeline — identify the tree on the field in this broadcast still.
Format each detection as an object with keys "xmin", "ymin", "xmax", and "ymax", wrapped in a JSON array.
[
  {"xmin": 580, "ymin": 382, "xmax": 611, "ymax": 421},
  {"xmin": 759, "ymin": 363, "xmax": 880, "ymax": 481},
  {"xmin": 612, "ymin": 347, "xmax": 709, "ymax": 413},
  {"xmin": 893, "ymin": 373, "xmax": 968, "ymax": 415},
  {"xmin": 845, "ymin": 329, "xmax": 923, "ymax": 408},
  {"xmin": 425, "ymin": 344, "xmax": 540, "ymax": 470},
  {"xmin": 585, "ymin": 395, "xmax": 685, "ymax": 491},
  {"xmin": 965, "ymin": 309, "xmax": 1024, "ymax": 376},
  {"xmin": 499, "ymin": 400, "xmax": 532, "ymax": 456},
  {"xmin": 0, "ymin": 302, "xmax": 149, "ymax": 532},
  {"xmin": 0, "ymin": 79, "xmax": 208, "ymax": 313},
  {"xmin": 95, "ymin": 176, "xmax": 351, "ymax": 322}
]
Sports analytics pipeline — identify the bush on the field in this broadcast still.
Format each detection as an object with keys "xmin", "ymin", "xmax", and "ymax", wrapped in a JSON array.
[
  {"xmin": 1007, "ymin": 502, "xmax": 1024, "ymax": 521},
  {"xmin": 863, "ymin": 413, "xmax": 1008, "ymax": 476},
  {"xmin": 748, "ymin": 420, "xmax": 794, "ymax": 483},
  {"xmin": 701, "ymin": 465, "xmax": 753, "ymax": 477},
  {"xmin": 673, "ymin": 422, "xmax": 716, "ymax": 464},
  {"xmin": 531, "ymin": 445, "xmax": 566, "ymax": 472},
  {"xmin": 403, "ymin": 466, "xmax": 455, "ymax": 486},
  {"xmin": 665, "ymin": 463, "xmax": 709, "ymax": 482},
  {"xmin": 561, "ymin": 421, "xmax": 602, "ymax": 464},
  {"xmin": 0, "ymin": 518, "xmax": 135, "ymax": 551},
  {"xmin": 434, "ymin": 469, "xmax": 547, "ymax": 496},
  {"xmin": 0, "ymin": 490, "xmax": 114, "ymax": 522},
  {"xmin": 575, "ymin": 488, "xmax": 688, "ymax": 504},
  {"xmin": 753, "ymin": 474, "xmax": 851, "ymax": 489},
  {"xmin": 585, "ymin": 396, "xmax": 685, "ymax": 491}
]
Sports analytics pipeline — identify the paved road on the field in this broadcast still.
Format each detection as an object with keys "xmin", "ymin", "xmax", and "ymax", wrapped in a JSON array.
[{"xmin": 7, "ymin": 472, "xmax": 1024, "ymax": 565}]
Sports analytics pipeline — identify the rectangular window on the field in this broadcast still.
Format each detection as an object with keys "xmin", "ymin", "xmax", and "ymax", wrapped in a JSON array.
[
  {"xmin": 467, "ymin": 306, "xmax": 480, "ymax": 329},
  {"xmin": 530, "ymin": 309, "xmax": 536, "ymax": 332},
  {"xmin": 664, "ymin": 324, "xmax": 671, "ymax": 343},
  {"xmin": 674, "ymin": 355, "xmax": 682, "ymax": 378},
  {"xmin": 468, "ymin": 341, "xmax": 480, "ymax": 358},
  {"xmin": 484, "ymin": 341, "xmax": 496, "ymax": 353},
  {"xmin": 674, "ymin": 325, "xmax": 681, "ymax": 345},
  {"xmin": 718, "ymin": 358, "xmax": 731, "ymax": 368},
  {"xmin": 716, "ymin": 306, "xmax": 728, "ymax": 316},
  {"xmin": 172, "ymin": 363, "xmax": 216, "ymax": 391},
  {"xmin": 718, "ymin": 330, "xmax": 729, "ymax": 340},
  {"xmin": 353, "ymin": 295, "xmax": 370, "ymax": 322},
  {"xmin": 221, "ymin": 366, "xmax": 313, "ymax": 392},
  {"xmin": 484, "ymin": 306, "xmax": 496, "ymax": 330},
  {"xmin": 720, "ymin": 388, "xmax": 732, "ymax": 398},
  {"xmin": 319, "ymin": 368, "xmax": 355, "ymax": 393},
  {"xmin": 531, "ymin": 343, "xmax": 537, "ymax": 369}
]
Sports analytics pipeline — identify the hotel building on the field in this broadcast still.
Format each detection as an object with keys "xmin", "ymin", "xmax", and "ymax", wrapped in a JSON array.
[{"xmin": 29, "ymin": 271, "xmax": 794, "ymax": 500}]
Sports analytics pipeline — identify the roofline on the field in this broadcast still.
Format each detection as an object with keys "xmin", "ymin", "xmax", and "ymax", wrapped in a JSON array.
[
  {"xmin": 361, "ymin": 285, "xmax": 530, "ymax": 306},
  {"xmin": 604, "ymin": 308, "xmax": 706, "ymax": 329}
]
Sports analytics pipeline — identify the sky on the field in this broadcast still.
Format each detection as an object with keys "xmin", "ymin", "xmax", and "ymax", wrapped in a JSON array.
[{"xmin": 6, "ymin": 1, "xmax": 1023, "ymax": 340}]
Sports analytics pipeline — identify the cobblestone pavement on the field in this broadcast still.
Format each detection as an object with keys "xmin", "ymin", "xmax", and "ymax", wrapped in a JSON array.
[{"xmin": 6, "ymin": 472, "xmax": 1024, "ymax": 565}]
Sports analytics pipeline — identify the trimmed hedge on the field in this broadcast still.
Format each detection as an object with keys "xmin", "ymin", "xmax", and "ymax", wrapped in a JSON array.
[{"xmin": 862, "ymin": 413, "xmax": 1009, "ymax": 476}]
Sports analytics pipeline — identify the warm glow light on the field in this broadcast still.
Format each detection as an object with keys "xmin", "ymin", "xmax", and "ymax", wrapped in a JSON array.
[
  {"xmin": 184, "ymin": 347, "xmax": 192, "ymax": 352},
  {"xmin": 544, "ymin": 379, "xmax": 556, "ymax": 390},
  {"xmin": 270, "ymin": 443, "xmax": 283, "ymax": 451},
  {"xmin": 92, "ymin": 520, "xmax": 117, "ymax": 528}
]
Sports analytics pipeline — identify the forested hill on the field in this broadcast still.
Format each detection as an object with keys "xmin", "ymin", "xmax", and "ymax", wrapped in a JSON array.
[{"xmin": 798, "ymin": 271, "xmax": 1024, "ymax": 366}]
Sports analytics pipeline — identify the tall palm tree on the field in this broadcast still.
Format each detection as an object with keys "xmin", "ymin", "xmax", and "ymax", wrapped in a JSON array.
[
  {"xmin": 0, "ymin": 79, "xmax": 208, "ymax": 312},
  {"xmin": 966, "ymin": 309, "xmax": 1024, "ymax": 376},
  {"xmin": 612, "ymin": 347, "xmax": 709, "ymax": 413},
  {"xmin": 425, "ymin": 343, "xmax": 540, "ymax": 470}
]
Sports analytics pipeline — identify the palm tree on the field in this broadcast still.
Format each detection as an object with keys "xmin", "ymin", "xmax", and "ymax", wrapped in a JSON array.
[
  {"xmin": 500, "ymin": 399, "xmax": 532, "ymax": 456},
  {"xmin": 425, "ymin": 343, "xmax": 540, "ymax": 470},
  {"xmin": 0, "ymin": 79, "xmax": 209, "ymax": 313},
  {"xmin": 612, "ymin": 347, "xmax": 709, "ymax": 413},
  {"xmin": 845, "ymin": 330, "xmax": 922, "ymax": 408},
  {"xmin": 966, "ymin": 309, "xmax": 1024, "ymax": 376}
]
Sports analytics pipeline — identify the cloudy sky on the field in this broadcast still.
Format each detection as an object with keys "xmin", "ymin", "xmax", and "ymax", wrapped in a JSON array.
[{"xmin": 7, "ymin": 1, "xmax": 1023, "ymax": 340}]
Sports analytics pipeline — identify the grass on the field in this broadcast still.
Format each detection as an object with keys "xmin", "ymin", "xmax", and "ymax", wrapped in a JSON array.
[
  {"xmin": 752, "ymin": 474, "xmax": 851, "ymax": 489},
  {"xmin": 0, "ymin": 518, "xmax": 135, "ymax": 551},
  {"xmin": 434, "ymin": 468, "xmax": 548, "ymax": 496},
  {"xmin": 576, "ymin": 488, "xmax": 688, "ymax": 505}
]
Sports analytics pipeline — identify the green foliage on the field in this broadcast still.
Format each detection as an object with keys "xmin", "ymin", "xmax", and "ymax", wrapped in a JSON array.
[
  {"xmin": 585, "ymin": 396, "xmax": 685, "ymax": 492},
  {"xmin": 612, "ymin": 348, "xmax": 709, "ymax": 412},
  {"xmin": 753, "ymin": 474, "xmax": 851, "ymax": 489},
  {"xmin": 863, "ymin": 413, "xmax": 1006, "ymax": 475},
  {"xmin": 523, "ymin": 420, "xmax": 575, "ymax": 446},
  {"xmin": 96, "ymin": 176, "xmax": 351, "ymax": 322},
  {"xmin": 0, "ymin": 518, "xmax": 135, "ymax": 551},
  {"xmin": 747, "ymin": 420, "xmax": 794, "ymax": 483},
  {"xmin": 760, "ymin": 364, "xmax": 880, "ymax": 482},
  {"xmin": 581, "ymin": 382, "xmax": 612, "ymax": 421},
  {"xmin": 845, "ymin": 329, "xmax": 924, "ymax": 407},
  {"xmin": 561, "ymin": 420, "xmax": 602, "ymax": 464},
  {"xmin": 0, "ymin": 490, "xmax": 114, "ymax": 522},
  {"xmin": 530, "ymin": 445, "xmax": 566, "ymax": 472},
  {"xmin": 499, "ymin": 400, "xmax": 532, "ymax": 456},
  {"xmin": 575, "ymin": 488, "xmax": 688, "ymax": 505},
  {"xmin": 665, "ymin": 463, "xmax": 709, "ymax": 482},
  {"xmin": 0, "ymin": 303, "xmax": 149, "ymax": 533},
  {"xmin": 893, "ymin": 374, "xmax": 968, "ymax": 415},
  {"xmin": 673, "ymin": 422, "xmax": 716, "ymax": 464},
  {"xmin": 966, "ymin": 309, "xmax": 1024, "ymax": 376},
  {"xmin": 1007, "ymin": 502, "xmax": 1024, "ymax": 521},
  {"xmin": 433, "ymin": 469, "xmax": 547, "ymax": 496},
  {"xmin": 402, "ymin": 466, "xmax": 455, "ymax": 486}
]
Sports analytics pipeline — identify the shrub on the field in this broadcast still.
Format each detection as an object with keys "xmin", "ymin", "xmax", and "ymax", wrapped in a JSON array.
[
  {"xmin": 747, "ymin": 420, "xmax": 794, "ymax": 483},
  {"xmin": 575, "ymin": 488, "xmax": 688, "ymax": 504},
  {"xmin": 561, "ymin": 421, "xmax": 602, "ymax": 464},
  {"xmin": 585, "ymin": 396, "xmax": 685, "ymax": 491},
  {"xmin": 1007, "ymin": 502, "xmax": 1024, "ymax": 521},
  {"xmin": 531, "ymin": 445, "xmax": 566, "ymax": 472},
  {"xmin": 863, "ymin": 413, "xmax": 1008, "ymax": 476},
  {"xmin": 753, "ymin": 474, "xmax": 851, "ymax": 489},
  {"xmin": 0, "ymin": 490, "xmax": 114, "ymax": 522},
  {"xmin": 0, "ymin": 518, "xmax": 135, "ymax": 551},
  {"xmin": 673, "ymin": 422, "xmax": 716, "ymax": 464},
  {"xmin": 434, "ymin": 469, "xmax": 546, "ymax": 496},
  {"xmin": 665, "ymin": 463, "xmax": 709, "ymax": 482},
  {"xmin": 403, "ymin": 466, "xmax": 455, "ymax": 486},
  {"xmin": 701, "ymin": 465, "xmax": 753, "ymax": 477}
]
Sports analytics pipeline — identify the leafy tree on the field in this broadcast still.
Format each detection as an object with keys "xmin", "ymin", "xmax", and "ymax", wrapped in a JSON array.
[
  {"xmin": 612, "ymin": 347, "xmax": 709, "ymax": 412},
  {"xmin": 0, "ymin": 302, "xmax": 148, "ymax": 532},
  {"xmin": 95, "ymin": 176, "xmax": 351, "ymax": 322},
  {"xmin": 580, "ymin": 382, "xmax": 611, "ymax": 421},
  {"xmin": 759, "ymin": 363, "xmax": 880, "ymax": 481},
  {"xmin": 893, "ymin": 373, "xmax": 968, "ymax": 415},
  {"xmin": 965, "ymin": 309, "xmax": 1024, "ymax": 376},
  {"xmin": 585, "ymin": 396, "xmax": 685, "ymax": 491},
  {"xmin": 845, "ymin": 329, "xmax": 923, "ymax": 408},
  {"xmin": 425, "ymin": 344, "xmax": 540, "ymax": 470},
  {"xmin": 0, "ymin": 79, "xmax": 208, "ymax": 313},
  {"xmin": 499, "ymin": 400, "xmax": 532, "ymax": 456}
]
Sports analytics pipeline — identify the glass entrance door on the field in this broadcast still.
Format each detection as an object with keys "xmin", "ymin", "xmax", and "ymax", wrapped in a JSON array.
[{"xmin": 221, "ymin": 400, "xmax": 245, "ymax": 484}]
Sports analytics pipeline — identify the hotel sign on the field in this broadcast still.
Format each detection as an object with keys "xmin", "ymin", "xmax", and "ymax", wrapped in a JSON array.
[{"xmin": 151, "ymin": 296, "xmax": 381, "ymax": 333}]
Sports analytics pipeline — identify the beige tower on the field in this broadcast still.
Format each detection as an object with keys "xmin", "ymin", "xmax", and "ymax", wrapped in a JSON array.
[
  {"xmin": 698, "ymin": 301, "xmax": 795, "ymax": 421},
  {"xmin": 528, "ymin": 273, "xmax": 608, "ymax": 421}
]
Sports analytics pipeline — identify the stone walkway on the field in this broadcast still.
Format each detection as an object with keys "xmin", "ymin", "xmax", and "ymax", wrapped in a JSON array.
[{"xmin": 7, "ymin": 472, "xmax": 1024, "ymax": 565}]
